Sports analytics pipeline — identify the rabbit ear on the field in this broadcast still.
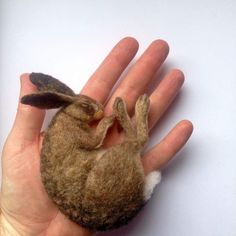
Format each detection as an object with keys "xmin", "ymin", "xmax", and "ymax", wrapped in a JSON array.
[
  {"xmin": 21, "ymin": 92, "xmax": 75, "ymax": 109},
  {"xmin": 29, "ymin": 73, "xmax": 76, "ymax": 96}
]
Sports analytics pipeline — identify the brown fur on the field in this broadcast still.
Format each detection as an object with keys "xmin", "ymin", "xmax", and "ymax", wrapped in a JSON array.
[{"xmin": 21, "ymin": 73, "xmax": 150, "ymax": 231}]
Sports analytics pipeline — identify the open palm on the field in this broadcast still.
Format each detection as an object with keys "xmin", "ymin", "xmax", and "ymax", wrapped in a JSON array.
[{"xmin": 1, "ymin": 38, "xmax": 193, "ymax": 236}]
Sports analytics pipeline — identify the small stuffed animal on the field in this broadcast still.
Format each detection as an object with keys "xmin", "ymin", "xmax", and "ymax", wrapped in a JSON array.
[{"xmin": 21, "ymin": 73, "xmax": 161, "ymax": 231}]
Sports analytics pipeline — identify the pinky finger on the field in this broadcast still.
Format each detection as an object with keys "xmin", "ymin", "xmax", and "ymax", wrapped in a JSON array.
[{"xmin": 142, "ymin": 120, "xmax": 193, "ymax": 174}]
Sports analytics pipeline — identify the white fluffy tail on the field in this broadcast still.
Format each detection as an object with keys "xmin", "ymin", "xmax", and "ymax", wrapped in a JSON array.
[{"xmin": 143, "ymin": 171, "xmax": 162, "ymax": 201}]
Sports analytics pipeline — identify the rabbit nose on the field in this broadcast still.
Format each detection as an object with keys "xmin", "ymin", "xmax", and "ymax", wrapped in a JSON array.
[{"xmin": 93, "ymin": 110, "xmax": 104, "ymax": 120}]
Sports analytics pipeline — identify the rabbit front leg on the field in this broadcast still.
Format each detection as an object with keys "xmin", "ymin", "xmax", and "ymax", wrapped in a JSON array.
[
  {"xmin": 92, "ymin": 115, "xmax": 115, "ymax": 148},
  {"xmin": 135, "ymin": 95, "xmax": 162, "ymax": 201}
]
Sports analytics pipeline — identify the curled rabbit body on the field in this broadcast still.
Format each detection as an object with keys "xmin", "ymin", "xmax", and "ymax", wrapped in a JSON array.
[{"xmin": 21, "ymin": 73, "xmax": 161, "ymax": 231}]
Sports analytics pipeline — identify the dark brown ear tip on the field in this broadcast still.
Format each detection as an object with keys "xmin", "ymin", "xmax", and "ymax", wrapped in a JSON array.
[
  {"xmin": 30, "ymin": 72, "xmax": 46, "ymax": 77},
  {"xmin": 29, "ymin": 72, "xmax": 40, "ymax": 88},
  {"xmin": 20, "ymin": 95, "xmax": 31, "ymax": 105},
  {"xmin": 29, "ymin": 72, "xmax": 37, "ymax": 79},
  {"xmin": 29, "ymin": 72, "xmax": 53, "ymax": 82},
  {"xmin": 29, "ymin": 72, "xmax": 45, "ymax": 83}
]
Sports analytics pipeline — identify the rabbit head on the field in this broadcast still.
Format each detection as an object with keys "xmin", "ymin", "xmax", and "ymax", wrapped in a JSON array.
[
  {"xmin": 21, "ymin": 73, "xmax": 104, "ymax": 122},
  {"xmin": 62, "ymin": 94, "xmax": 104, "ymax": 121}
]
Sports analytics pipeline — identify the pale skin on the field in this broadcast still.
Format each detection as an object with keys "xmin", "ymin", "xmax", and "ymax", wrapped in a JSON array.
[{"xmin": 0, "ymin": 38, "xmax": 193, "ymax": 236}]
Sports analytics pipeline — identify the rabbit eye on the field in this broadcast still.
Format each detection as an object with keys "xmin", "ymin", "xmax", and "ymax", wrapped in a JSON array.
[
  {"xmin": 80, "ymin": 103, "xmax": 94, "ymax": 114},
  {"xmin": 81, "ymin": 103, "xmax": 89, "ymax": 108}
]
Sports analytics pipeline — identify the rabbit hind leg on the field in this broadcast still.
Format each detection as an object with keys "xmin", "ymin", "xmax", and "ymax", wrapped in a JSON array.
[
  {"xmin": 113, "ymin": 97, "xmax": 136, "ymax": 139},
  {"xmin": 135, "ymin": 94, "xmax": 150, "ymax": 148}
]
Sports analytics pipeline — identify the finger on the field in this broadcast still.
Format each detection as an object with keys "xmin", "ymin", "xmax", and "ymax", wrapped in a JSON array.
[
  {"xmin": 80, "ymin": 37, "xmax": 139, "ymax": 103},
  {"xmin": 149, "ymin": 69, "xmax": 185, "ymax": 129},
  {"xmin": 10, "ymin": 74, "xmax": 45, "ymax": 141},
  {"xmin": 105, "ymin": 39, "xmax": 169, "ymax": 114},
  {"xmin": 142, "ymin": 120, "xmax": 193, "ymax": 174}
]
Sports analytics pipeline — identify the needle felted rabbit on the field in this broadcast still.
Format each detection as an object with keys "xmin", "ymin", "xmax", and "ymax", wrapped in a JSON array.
[{"xmin": 21, "ymin": 73, "xmax": 161, "ymax": 231}]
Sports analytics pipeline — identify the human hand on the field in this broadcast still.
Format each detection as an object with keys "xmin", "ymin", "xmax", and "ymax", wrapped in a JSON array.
[{"xmin": 0, "ymin": 37, "xmax": 193, "ymax": 236}]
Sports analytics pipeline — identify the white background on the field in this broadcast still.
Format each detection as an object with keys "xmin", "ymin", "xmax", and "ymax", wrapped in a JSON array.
[{"xmin": 1, "ymin": 1, "xmax": 236, "ymax": 236}]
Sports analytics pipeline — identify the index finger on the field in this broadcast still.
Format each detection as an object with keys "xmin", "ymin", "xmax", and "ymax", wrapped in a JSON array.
[{"xmin": 80, "ymin": 37, "xmax": 139, "ymax": 103}]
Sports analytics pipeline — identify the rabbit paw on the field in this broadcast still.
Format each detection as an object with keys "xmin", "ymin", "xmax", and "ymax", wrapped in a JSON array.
[
  {"xmin": 136, "ymin": 94, "xmax": 150, "ymax": 115},
  {"xmin": 113, "ymin": 97, "xmax": 126, "ymax": 115}
]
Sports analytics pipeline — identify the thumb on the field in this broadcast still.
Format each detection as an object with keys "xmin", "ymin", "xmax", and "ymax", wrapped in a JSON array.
[{"xmin": 10, "ymin": 73, "xmax": 45, "ymax": 142}]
